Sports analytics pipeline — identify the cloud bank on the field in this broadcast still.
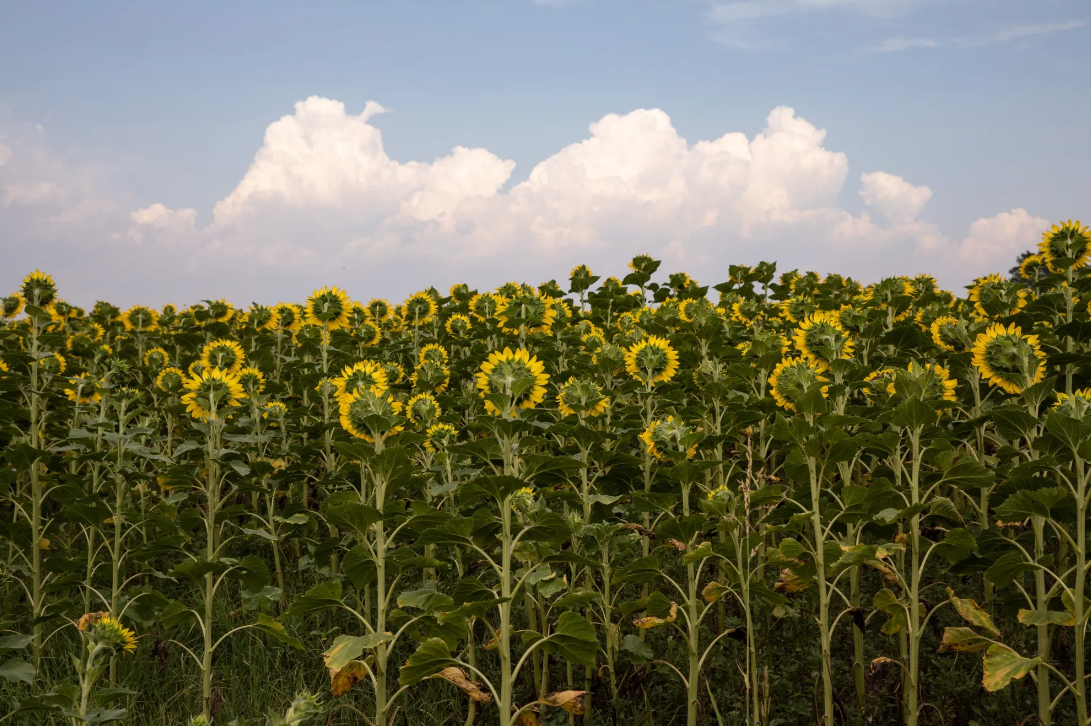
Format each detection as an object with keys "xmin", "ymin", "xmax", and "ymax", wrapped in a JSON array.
[{"xmin": 0, "ymin": 97, "xmax": 1052, "ymax": 305}]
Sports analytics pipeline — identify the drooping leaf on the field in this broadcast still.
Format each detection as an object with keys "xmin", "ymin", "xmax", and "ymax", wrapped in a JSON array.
[{"xmin": 982, "ymin": 644, "xmax": 1039, "ymax": 692}]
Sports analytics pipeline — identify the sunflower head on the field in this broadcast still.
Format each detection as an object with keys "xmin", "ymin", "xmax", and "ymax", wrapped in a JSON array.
[
  {"xmin": 382, "ymin": 361, "xmax": 406, "ymax": 386},
  {"xmin": 569, "ymin": 265, "xmax": 598, "ymax": 293},
  {"xmin": 628, "ymin": 254, "xmax": 660, "ymax": 277},
  {"xmin": 424, "ymin": 422, "xmax": 458, "ymax": 452},
  {"xmin": 792, "ymin": 312, "xmax": 854, "ymax": 372},
  {"xmin": 237, "ymin": 366, "xmax": 266, "ymax": 397},
  {"xmin": 21, "ymin": 270, "xmax": 57, "ymax": 307},
  {"xmin": 1054, "ymin": 389, "xmax": 1091, "ymax": 419},
  {"xmin": 496, "ymin": 293, "xmax": 557, "ymax": 336},
  {"xmin": 181, "ymin": 368, "xmax": 246, "ymax": 421},
  {"xmin": 768, "ymin": 358, "xmax": 829, "ymax": 412},
  {"xmin": 419, "ymin": 344, "xmax": 449, "ymax": 366},
  {"xmin": 789, "ymin": 271, "xmax": 822, "ymax": 298},
  {"xmin": 890, "ymin": 362, "xmax": 958, "ymax": 403},
  {"xmin": 592, "ymin": 342, "xmax": 626, "ymax": 374},
  {"xmin": 272, "ymin": 303, "xmax": 303, "ymax": 332},
  {"xmin": 78, "ymin": 613, "xmax": 137, "ymax": 655},
  {"xmin": 1038, "ymin": 220, "xmax": 1091, "ymax": 274},
  {"xmin": 406, "ymin": 392, "xmax": 441, "ymax": 429},
  {"xmin": 39, "ymin": 351, "xmax": 66, "ymax": 376},
  {"xmin": 449, "ymin": 283, "xmax": 472, "ymax": 303},
  {"xmin": 930, "ymin": 316, "xmax": 974, "ymax": 353},
  {"xmin": 339, "ymin": 389, "xmax": 404, "ymax": 442},
  {"xmin": 331, "ymin": 361, "xmax": 388, "ymax": 402},
  {"xmin": 556, "ymin": 376, "xmax": 610, "ymax": 418},
  {"xmin": 156, "ymin": 367, "xmax": 185, "ymax": 395},
  {"xmin": 122, "ymin": 305, "xmax": 159, "ymax": 331},
  {"xmin": 862, "ymin": 368, "xmax": 897, "ymax": 401},
  {"xmin": 731, "ymin": 298, "xmax": 766, "ymax": 326},
  {"xmin": 404, "ymin": 291, "xmax": 439, "ymax": 326},
  {"xmin": 580, "ymin": 331, "xmax": 606, "ymax": 356},
  {"xmin": 640, "ymin": 416, "xmax": 698, "ymax": 462},
  {"xmin": 2, "ymin": 293, "xmax": 25, "ymax": 319},
  {"xmin": 1018, "ymin": 254, "xmax": 1046, "ymax": 284},
  {"xmin": 200, "ymin": 339, "xmax": 247, "ymax": 374},
  {"xmin": 475, "ymin": 347, "xmax": 550, "ymax": 417},
  {"xmin": 65, "ymin": 373, "xmax": 103, "ymax": 405},
  {"xmin": 246, "ymin": 304, "xmax": 279, "ymax": 331},
  {"xmin": 143, "ymin": 347, "xmax": 170, "ymax": 370},
  {"xmin": 624, "ymin": 336, "xmax": 680, "ymax": 387},
  {"xmin": 354, "ymin": 320, "xmax": 382, "ymax": 347},
  {"xmin": 306, "ymin": 286, "xmax": 351, "ymax": 330},
  {"xmin": 469, "ymin": 293, "xmax": 501, "ymax": 321},
  {"xmin": 262, "ymin": 401, "xmax": 288, "ymax": 427},
  {"xmin": 366, "ymin": 298, "xmax": 392, "ymax": 323},
  {"xmin": 91, "ymin": 300, "xmax": 121, "ymax": 326},
  {"xmin": 971, "ymin": 323, "xmax": 1046, "ymax": 395},
  {"xmin": 412, "ymin": 360, "xmax": 451, "ymax": 393},
  {"xmin": 445, "ymin": 313, "xmax": 472, "ymax": 338},
  {"xmin": 778, "ymin": 297, "xmax": 817, "ymax": 324},
  {"xmin": 677, "ymin": 297, "xmax": 716, "ymax": 326},
  {"xmin": 968, "ymin": 274, "xmax": 1029, "ymax": 319},
  {"xmin": 537, "ymin": 280, "xmax": 565, "ymax": 299}
]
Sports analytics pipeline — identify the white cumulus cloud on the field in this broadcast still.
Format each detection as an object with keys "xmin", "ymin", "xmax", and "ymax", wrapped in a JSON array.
[
  {"xmin": 859, "ymin": 171, "xmax": 932, "ymax": 225},
  {"xmin": 958, "ymin": 208, "xmax": 1049, "ymax": 263}
]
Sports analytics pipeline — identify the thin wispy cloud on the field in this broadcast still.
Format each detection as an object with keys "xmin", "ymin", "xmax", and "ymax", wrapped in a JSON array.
[
  {"xmin": 964, "ymin": 19, "xmax": 1087, "ymax": 47},
  {"xmin": 864, "ymin": 36, "xmax": 937, "ymax": 52}
]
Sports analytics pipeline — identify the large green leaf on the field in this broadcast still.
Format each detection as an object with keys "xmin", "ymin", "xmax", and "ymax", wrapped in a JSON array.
[
  {"xmin": 282, "ymin": 581, "xmax": 344, "ymax": 619},
  {"xmin": 399, "ymin": 637, "xmax": 460, "ymax": 686}
]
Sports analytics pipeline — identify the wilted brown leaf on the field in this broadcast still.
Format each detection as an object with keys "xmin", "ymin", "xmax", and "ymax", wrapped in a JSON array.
[
  {"xmin": 633, "ymin": 601, "xmax": 678, "ymax": 629},
  {"xmin": 666, "ymin": 538, "xmax": 686, "ymax": 552},
  {"xmin": 620, "ymin": 523, "xmax": 655, "ymax": 538},
  {"xmin": 774, "ymin": 569, "xmax": 808, "ymax": 594},
  {"xmin": 538, "ymin": 690, "xmax": 586, "ymax": 715},
  {"xmin": 434, "ymin": 667, "xmax": 492, "ymax": 702},
  {"xmin": 329, "ymin": 660, "xmax": 369, "ymax": 697}
]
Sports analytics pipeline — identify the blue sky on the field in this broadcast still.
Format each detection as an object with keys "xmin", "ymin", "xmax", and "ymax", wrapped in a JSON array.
[{"xmin": 0, "ymin": 0, "xmax": 1088, "ymax": 306}]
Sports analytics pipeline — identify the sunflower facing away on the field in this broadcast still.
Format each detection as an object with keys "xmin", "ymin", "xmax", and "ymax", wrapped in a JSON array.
[
  {"xmin": 21, "ymin": 270, "xmax": 57, "ymax": 307},
  {"xmin": 237, "ymin": 366, "xmax": 266, "ymax": 397},
  {"xmin": 792, "ymin": 311, "xmax": 855, "ymax": 372},
  {"xmin": 930, "ymin": 316, "xmax": 974, "ymax": 353},
  {"xmin": 445, "ymin": 313, "xmax": 472, "ymax": 338},
  {"xmin": 475, "ymin": 347, "xmax": 550, "ymax": 417},
  {"xmin": 1037, "ymin": 219, "xmax": 1091, "ymax": 273},
  {"xmin": 122, "ymin": 305, "xmax": 159, "ymax": 331},
  {"xmin": 181, "ymin": 368, "xmax": 246, "ymax": 421},
  {"xmin": 65, "ymin": 373, "xmax": 103, "ymax": 405},
  {"xmin": 890, "ymin": 362, "xmax": 958, "ymax": 403},
  {"xmin": 339, "ymin": 388, "xmax": 404, "ymax": 443},
  {"xmin": 624, "ymin": 336, "xmax": 680, "ymax": 387},
  {"xmin": 155, "ymin": 367, "xmax": 185, "ymax": 395},
  {"xmin": 556, "ymin": 376, "xmax": 610, "ymax": 418},
  {"xmin": 143, "ymin": 347, "xmax": 170, "ymax": 369},
  {"xmin": 332, "ymin": 361, "xmax": 388, "ymax": 401},
  {"xmin": 640, "ymin": 416, "xmax": 697, "ymax": 461},
  {"xmin": 404, "ymin": 291, "xmax": 439, "ymax": 326},
  {"xmin": 768, "ymin": 358, "xmax": 829, "ymax": 412},
  {"xmin": 405, "ymin": 392, "xmax": 441, "ymax": 428},
  {"xmin": 971, "ymin": 323, "xmax": 1046, "ymax": 395},
  {"xmin": 424, "ymin": 422, "xmax": 458, "ymax": 452},
  {"xmin": 200, "ymin": 339, "xmax": 247, "ymax": 374},
  {"xmin": 305, "ymin": 286, "xmax": 351, "ymax": 330},
  {"xmin": 271, "ymin": 303, "xmax": 303, "ymax": 333}
]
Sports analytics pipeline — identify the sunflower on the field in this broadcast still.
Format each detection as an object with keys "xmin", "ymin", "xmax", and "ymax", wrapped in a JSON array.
[
  {"xmin": 418, "ymin": 344, "xmax": 449, "ymax": 366},
  {"xmin": 245, "ymin": 304, "xmax": 280, "ymax": 332},
  {"xmin": 143, "ymin": 347, "xmax": 170, "ymax": 369},
  {"xmin": 204, "ymin": 299, "xmax": 235, "ymax": 325},
  {"xmin": 930, "ymin": 316, "xmax": 973, "ymax": 353},
  {"xmin": 411, "ymin": 360, "xmax": 451, "ymax": 393},
  {"xmin": 366, "ymin": 298, "xmax": 393, "ymax": 323},
  {"xmin": 2, "ymin": 293, "xmax": 25, "ymax": 319},
  {"xmin": 339, "ymin": 389, "xmax": 404, "ymax": 442},
  {"xmin": 0, "ymin": 360, "xmax": 8, "ymax": 375},
  {"xmin": 640, "ymin": 416, "xmax": 697, "ymax": 461},
  {"xmin": 187, "ymin": 360, "xmax": 204, "ymax": 378},
  {"xmin": 624, "ymin": 336, "xmax": 680, "ymax": 387},
  {"xmin": 237, "ymin": 366, "xmax": 266, "ymax": 397},
  {"xmin": 768, "ymin": 358, "xmax": 829, "ymax": 412},
  {"xmin": 448, "ymin": 282, "xmax": 472, "ymax": 302},
  {"xmin": 344, "ymin": 301, "xmax": 370, "ymax": 328},
  {"xmin": 332, "ymin": 361, "xmax": 388, "ymax": 401},
  {"xmin": 382, "ymin": 361, "xmax": 406, "ymax": 386},
  {"xmin": 405, "ymin": 392, "xmax": 441, "ymax": 428},
  {"xmin": 468, "ymin": 293, "xmax": 501, "ymax": 322},
  {"xmin": 271, "ymin": 303, "xmax": 303, "ymax": 332},
  {"xmin": 731, "ymin": 299, "xmax": 766, "ymax": 326},
  {"xmin": 677, "ymin": 297, "xmax": 716, "ymax": 326},
  {"xmin": 181, "ymin": 368, "xmax": 246, "ymax": 421},
  {"xmin": 581, "ymin": 331, "xmax": 606, "ymax": 357},
  {"xmin": 156, "ymin": 367, "xmax": 185, "ymax": 394},
  {"xmin": 891, "ymin": 362, "xmax": 958, "ymax": 402},
  {"xmin": 1054, "ymin": 389, "xmax": 1091, "ymax": 418},
  {"xmin": 971, "ymin": 323, "xmax": 1047, "ymax": 395},
  {"xmin": 495, "ymin": 293, "xmax": 557, "ymax": 336},
  {"xmin": 592, "ymin": 342, "xmax": 626, "ymax": 374},
  {"xmin": 424, "ymin": 422, "xmax": 458, "ymax": 452},
  {"xmin": 789, "ymin": 272, "xmax": 822, "ymax": 297},
  {"xmin": 40, "ymin": 351, "xmax": 66, "ymax": 375},
  {"xmin": 475, "ymin": 347, "xmax": 550, "ymax": 417},
  {"xmin": 262, "ymin": 401, "xmax": 288, "ymax": 427},
  {"xmin": 968, "ymin": 274, "xmax": 1028, "ymax": 319},
  {"xmin": 792, "ymin": 311, "xmax": 854, "ymax": 372},
  {"xmin": 121, "ymin": 305, "xmax": 158, "ymax": 331},
  {"xmin": 445, "ymin": 313, "xmax": 472, "ymax": 338},
  {"xmin": 1038, "ymin": 219, "xmax": 1091, "ymax": 273},
  {"xmin": 305, "ymin": 286, "xmax": 351, "ymax": 330},
  {"xmin": 355, "ymin": 320, "xmax": 382, "ymax": 347},
  {"xmin": 570, "ymin": 264, "xmax": 597, "ymax": 292},
  {"xmin": 21, "ymin": 270, "xmax": 57, "ymax": 307},
  {"xmin": 200, "ymin": 339, "xmax": 246, "ymax": 374},
  {"xmin": 777, "ymin": 297, "xmax": 817, "ymax": 324},
  {"xmin": 65, "ymin": 373, "xmax": 102, "ymax": 405},
  {"xmin": 862, "ymin": 368, "xmax": 897, "ymax": 401},
  {"xmin": 1018, "ymin": 254, "xmax": 1045, "ymax": 283},
  {"xmin": 556, "ymin": 376, "xmax": 610, "ymax": 418},
  {"xmin": 77, "ymin": 613, "xmax": 137, "ymax": 655},
  {"xmin": 403, "ymin": 291, "xmax": 439, "ymax": 326}
]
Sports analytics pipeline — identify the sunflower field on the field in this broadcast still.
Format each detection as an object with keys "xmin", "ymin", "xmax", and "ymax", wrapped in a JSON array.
[{"xmin": 2, "ymin": 221, "xmax": 1091, "ymax": 726}]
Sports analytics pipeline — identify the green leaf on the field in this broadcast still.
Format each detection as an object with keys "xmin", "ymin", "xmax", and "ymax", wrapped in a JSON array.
[
  {"xmin": 938, "ymin": 627, "xmax": 993, "ymax": 653},
  {"xmin": 399, "ymin": 637, "xmax": 459, "ymax": 686},
  {"xmin": 873, "ymin": 589, "xmax": 907, "ymax": 635},
  {"xmin": 325, "ymin": 503, "xmax": 382, "ymax": 537},
  {"xmin": 0, "ymin": 634, "xmax": 34, "ymax": 651},
  {"xmin": 325, "ymin": 633, "xmax": 394, "ymax": 672},
  {"xmin": 397, "ymin": 588, "xmax": 454, "ymax": 613},
  {"xmin": 982, "ymin": 644, "xmax": 1039, "ymax": 692},
  {"xmin": 930, "ymin": 528, "xmax": 975, "ymax": 564},
  {"xmin": 544, "ymin": 611, "xmax": 598, "ymax": 668},
  {"xmin": 282, "ymin": 581, "xmax": 344, "ymax": 618},
  {"xmin": 985, "ymin": 551, "xmax": 1035, "ymax": 589},
  {"xmin": 0, "ymin": 658, "xmax": 34, "ymax": 684},
  {"xmin": 253, "ymin": 614, "xmax": 302, "ymax": 649}
]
